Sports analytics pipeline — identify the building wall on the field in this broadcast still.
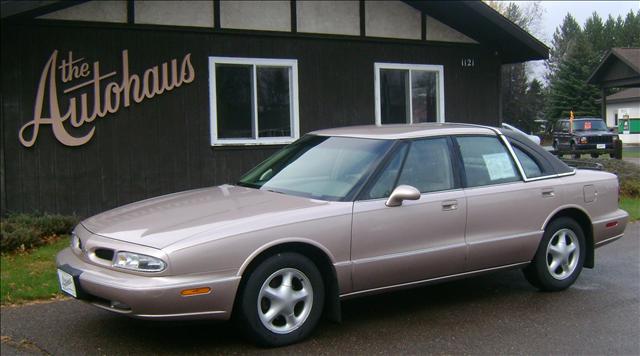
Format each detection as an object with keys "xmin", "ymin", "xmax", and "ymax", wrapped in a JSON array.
[
  {"xmin": 606, "ymin": 101, "xmax": 640, "ymax": 144},
  {"xmin": 1, "ymin": 17, "xmax": 499, "ymax": 217}
]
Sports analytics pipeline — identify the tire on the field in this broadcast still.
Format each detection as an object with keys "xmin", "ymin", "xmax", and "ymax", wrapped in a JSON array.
[
  {"xmin": 523, "ymin": 217, "xmax": 586, "ymax": 291},
  {"xmin": 552, "ymin": 140, "xmax": 558, "ymax": 151},
  {"xmin": 238, "ymin": 252, "xmax": 324, "ymax": 347},
  {"xmin": 570, "ymin": 142, "xmax": 580, "ymax": 159}
]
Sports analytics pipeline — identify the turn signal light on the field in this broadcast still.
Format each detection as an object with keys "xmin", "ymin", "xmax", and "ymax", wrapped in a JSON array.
[
  {"xmin": 180, "ymin": 287, "xmax": 211, "ymax": 296},
  {"xmin": 605, "ymin": 221, "xmax": 618, "ymax": 228}
]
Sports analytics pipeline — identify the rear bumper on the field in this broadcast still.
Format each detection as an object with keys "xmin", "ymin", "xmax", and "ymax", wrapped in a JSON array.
[
  {"xmin": 56, "ymin": 248, "xmax": 240, "ymax": 320},
  {"xmin": 593, "ymin": 209, "xmax": 629, "ymax": 248}
]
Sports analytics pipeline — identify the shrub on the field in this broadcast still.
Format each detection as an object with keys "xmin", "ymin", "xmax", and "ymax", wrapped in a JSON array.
[
  {"xmin": 566, "ymin": 158, "xmax": 640, "ymax": 198},
  {"xmin": 0, "ymin": 213, "xmax": 79, "ymax": 253}
]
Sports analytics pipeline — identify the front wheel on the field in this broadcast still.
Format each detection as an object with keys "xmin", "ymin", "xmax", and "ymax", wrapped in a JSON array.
[
  {"xmin": 524, "ymin": 217, "xmax": 586, "ymax": 291},
  {"xmin": 238, "ymin": 253, "xmax": 324, "ymax": 347},
  {"xmin": 570, "ymin": 143, "xmax": 580, "ymax": 159}
]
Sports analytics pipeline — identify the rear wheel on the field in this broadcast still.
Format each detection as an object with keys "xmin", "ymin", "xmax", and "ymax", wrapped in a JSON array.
[
  {"xmin": 524, "ymin": 217, "xmax": 586, "ymax": 291},
  {"xmin": 238, "ymin": 253, "xmax": 324, "ymax": 347}
]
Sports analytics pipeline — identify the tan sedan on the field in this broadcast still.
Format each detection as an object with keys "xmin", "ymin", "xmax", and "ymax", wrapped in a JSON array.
[{"xmin": 56, "ymin": 123, "xmax": 629, "ymax": 346}]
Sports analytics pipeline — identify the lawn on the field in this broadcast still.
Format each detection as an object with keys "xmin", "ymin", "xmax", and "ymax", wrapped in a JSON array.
[
  {"xmin": 1, "ymin": 237, "xmax": 69, "ymax": 305},
  {"xmin": 620, "ymin": 197, "xmax": 640, "ymax": 222},
  {"xmin": 623, "ymin": 148, "xmax": 640, "ymax": 159}
]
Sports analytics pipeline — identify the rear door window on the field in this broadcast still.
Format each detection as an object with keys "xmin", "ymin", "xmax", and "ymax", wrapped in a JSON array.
[{"xmin": 456, "ymin": 136, "xmax": 521, "ymax": 187}]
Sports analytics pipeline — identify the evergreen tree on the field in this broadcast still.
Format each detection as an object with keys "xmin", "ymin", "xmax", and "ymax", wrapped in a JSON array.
[
  {"xmin": 546, "ymin": 14, "xmax": 581, "ymax": 84},
  {"xmin": 547, "ymin": 34, "xmax": 600, "ymax": 119}
]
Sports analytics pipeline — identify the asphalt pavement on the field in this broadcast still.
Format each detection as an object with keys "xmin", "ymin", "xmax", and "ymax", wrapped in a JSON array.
[{"xmin": 2, "ymin": 223, "xmax": 639, "ymax": 355}]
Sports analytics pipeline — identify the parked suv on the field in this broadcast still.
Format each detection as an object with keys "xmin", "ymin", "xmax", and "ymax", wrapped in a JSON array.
[{"xmin": 552, "ymin": 118, "xmax": 619, "ymax": 158}]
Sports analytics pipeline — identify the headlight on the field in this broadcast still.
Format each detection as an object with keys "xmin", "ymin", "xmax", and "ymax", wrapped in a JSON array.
[
  {"xmin": 580, "ymin": 137, "xmax": 588, "ymax": 144},
  {"xmin": 113, "ymin": 251, "xmax": 166, "ymax": 272},
  {"xmin": 612, "ymin": 136, "xmax": 619, "ymax": 141}
]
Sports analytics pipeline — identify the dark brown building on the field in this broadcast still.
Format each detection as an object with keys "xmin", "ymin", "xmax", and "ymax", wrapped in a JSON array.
[{"xmin": 0, "ymin": 0, "xmax": 547, "ymax": 216}]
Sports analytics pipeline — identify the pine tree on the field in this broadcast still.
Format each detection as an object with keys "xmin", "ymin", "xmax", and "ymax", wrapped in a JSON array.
[
  {"xmin": 546, "ymin": 14, "xmax": 582, "ymax": 84},
  {"xmin": 547, "ymin": 35, "xmax": 600, "ymax": 119}
]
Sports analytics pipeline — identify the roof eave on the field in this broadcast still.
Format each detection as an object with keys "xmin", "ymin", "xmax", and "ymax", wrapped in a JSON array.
[{"xmin": 404, "ymin": 1, "xmax": 548, "ymax": 64}]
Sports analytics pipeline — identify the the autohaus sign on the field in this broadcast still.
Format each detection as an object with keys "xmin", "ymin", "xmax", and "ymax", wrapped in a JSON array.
[{"xmin": 19, "ymin": 50, "xmax": 195, "ymax": 147}]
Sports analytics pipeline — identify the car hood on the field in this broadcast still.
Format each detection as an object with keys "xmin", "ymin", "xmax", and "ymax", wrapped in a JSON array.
[{"xmin": 81, "ymin": 185, "xmax": 332, "ymax": 249}]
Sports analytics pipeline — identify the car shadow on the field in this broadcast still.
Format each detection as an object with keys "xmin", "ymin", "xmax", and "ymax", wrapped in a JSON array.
[{"xmin": 80, "ymin": 269, "xmax": 540, "ymax": 352}]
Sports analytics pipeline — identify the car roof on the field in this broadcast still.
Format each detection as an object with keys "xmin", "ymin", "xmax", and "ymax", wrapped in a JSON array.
[{"xmin": 310, "ymin": 123, "xmax": 497, "ymax": 140}]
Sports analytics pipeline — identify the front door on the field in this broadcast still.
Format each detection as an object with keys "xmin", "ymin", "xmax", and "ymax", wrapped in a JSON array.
[{"xmin": 351, "ymin": 138, "xmax": 467, "ymax": 292}]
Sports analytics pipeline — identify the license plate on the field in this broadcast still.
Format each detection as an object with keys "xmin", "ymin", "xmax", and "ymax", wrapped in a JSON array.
[
  {"xmin": 597, "ymin": 144, "xmax": 605, "ymax": 149},
  {"xmin": 57, "ymin": 269, "xmax": 77, "ymax": 298}
]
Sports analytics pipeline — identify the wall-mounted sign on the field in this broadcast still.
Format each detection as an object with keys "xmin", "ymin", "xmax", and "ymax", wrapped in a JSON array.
[{"xmin": 19, "ymin": 50, "xmax": 195, "ymax": 147}]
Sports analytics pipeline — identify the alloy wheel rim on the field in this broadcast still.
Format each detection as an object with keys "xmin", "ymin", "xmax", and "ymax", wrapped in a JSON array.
[
  {"xmin": 546, "ymin": 228, "xmax": 579, "ymax": 280},
  {"xmin": 257, "ymin": 268, "xmax": 313, "ymax": 334}
]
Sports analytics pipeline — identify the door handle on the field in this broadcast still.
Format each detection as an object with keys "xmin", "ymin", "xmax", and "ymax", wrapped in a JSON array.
[
  {"xmin": 441, "ymin": 200, "xmax": 458, "ymax": 211},
  {"xmin": 542, "ymin": 189, "xmax": 555, "ymax": 198}
]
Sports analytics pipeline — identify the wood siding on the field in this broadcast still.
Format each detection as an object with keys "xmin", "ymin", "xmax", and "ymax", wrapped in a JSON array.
[{"xmin": 1, "ymin": 22, "xmax": 500, "ymax": 217}]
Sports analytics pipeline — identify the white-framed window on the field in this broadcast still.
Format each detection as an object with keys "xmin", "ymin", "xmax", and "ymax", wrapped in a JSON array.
[
  {"xmin": 374, "ymin": 63, "xmax": 445, "ymax": 125},
  {"xmin": 209, "ymin": 57, "xmax": 300, "ymax": 145}
]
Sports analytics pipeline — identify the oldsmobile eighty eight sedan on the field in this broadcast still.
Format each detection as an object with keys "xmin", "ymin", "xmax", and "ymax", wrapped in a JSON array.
[{"xmin": 57, "ymin": 123, "xmax": 629, "ymax": 346}]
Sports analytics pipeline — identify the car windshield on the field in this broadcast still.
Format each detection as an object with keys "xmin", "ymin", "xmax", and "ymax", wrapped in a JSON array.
[
  {"xmin": 238, "ymin": 135, "xmax": 393, "ymax": 201},
  {"xmin": 573, "ymin": 120, "xmax": 607, "ymax": 131}
]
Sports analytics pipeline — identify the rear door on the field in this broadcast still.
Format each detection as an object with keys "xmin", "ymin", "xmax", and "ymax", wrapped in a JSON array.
[
  {"xmin": 455, "ymin": 135, "xmax": 557, "ymax": 271},
  {"xmin": 350, "ymin": 138, "xmax": 467, "ymax": 292}
]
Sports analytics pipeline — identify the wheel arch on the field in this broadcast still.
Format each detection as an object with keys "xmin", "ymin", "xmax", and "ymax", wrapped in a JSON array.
[
  {"xmin": 235, "ymin": 239, "xmax": 342, "ymax": 323},
  {"xmin": 543, "ymin": 206, "xmax": 595, "ymax": 268}
]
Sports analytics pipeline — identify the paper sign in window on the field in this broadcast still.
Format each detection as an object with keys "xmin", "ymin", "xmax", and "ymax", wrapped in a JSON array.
[{"xmin": 482, "ymin": 153, "xmax": 516, "ymax": 181}]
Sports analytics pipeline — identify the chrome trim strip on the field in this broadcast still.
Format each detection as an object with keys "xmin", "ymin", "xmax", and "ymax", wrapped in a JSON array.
[
  {"xmin": 351, "ymin": 243, "xmax": 467, "ymax": 265},
  {"xmin": 135, "ymin": 310, "xmax": 227, "ymax": 318},
  {"xmin": 466, "ymin": 231, "xmax": 542, "ymax": 245},
  {"xmin": 499, "ymin": 133, "xmax": 528, "ymax": 181},
  {"xmin": 454, "ymin": 123, "xmax": 577, "ymax": 182},
  {"xmin": 595, "ymin": 233, "xmax": 624, "ymax": 248},
  {"xmin": 339, "ymin": 262, "xmax": 529, "ymax": 298}
]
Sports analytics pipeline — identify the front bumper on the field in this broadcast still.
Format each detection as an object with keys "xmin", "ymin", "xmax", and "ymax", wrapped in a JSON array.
[
  {"xmin": 574, "ymin": 143, "xmax": 615, "ymax": 151},
  {"xmin": 56, "ymin": 248, "xmax": 241, "ymax": 320}
]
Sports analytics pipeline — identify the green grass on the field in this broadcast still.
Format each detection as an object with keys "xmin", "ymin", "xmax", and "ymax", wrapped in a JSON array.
[
  {"xmin": 623, "ymin": 149, "xmax": 640, "ymax": 159},
  {"xmin": 1, "ymin": 238, "xmax": 69, "ymax": 305},
  {"xmin": 620, "ymin": 198, "xmax": 640, "ymax": 222}
]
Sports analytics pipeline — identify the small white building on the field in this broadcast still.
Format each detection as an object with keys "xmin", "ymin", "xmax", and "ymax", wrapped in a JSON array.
[
  {"xmin": 589, "ymin": 48, "xmax": 640, "ymax": 145},
  {"xmin": 603, "ymin": 88, "xmax": 640, "ymax": 144}
]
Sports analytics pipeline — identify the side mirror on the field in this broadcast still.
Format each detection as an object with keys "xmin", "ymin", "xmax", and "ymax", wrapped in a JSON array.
[{"xmin": 385, "ymin": 185, "xmax": 421, "ymax": 207}]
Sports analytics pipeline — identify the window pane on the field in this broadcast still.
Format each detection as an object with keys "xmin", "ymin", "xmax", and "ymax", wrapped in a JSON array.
[
  {"xmin": 397, "ymin": 138, "xmax": 454, "ymax": 193},
  {"xmin": 512, "ymin": 145, "xmax": 543, "ymax": 178},
  {"xmin": 216, "ymin": 64, "xmax": 253, "ymax": 138},
  {"xmin": 257, "ymin": 67, "xmax": 291, "ymax": 138},
  {"xmin": 238, "ymin": 136, "xmax": 392, "ymax": 201},
  {"xmin": 380, "ymin": 69, "xmax": 409, "ymax": 124},
  {"xmin": 457, "ymin": 136, "xmax": 520, "ymax": 187},
  {"xmin": 365, "ymin": 144, "xmax": 408, "ymax": 199},
  {"xmin": 411, "ymin": 70, "xmax": 438, "ymax": 123}
]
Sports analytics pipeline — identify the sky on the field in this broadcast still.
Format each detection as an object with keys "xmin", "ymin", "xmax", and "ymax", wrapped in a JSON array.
[{"xmin": 518, "ymin": 1, "xmax": 639, "ymax": 82}]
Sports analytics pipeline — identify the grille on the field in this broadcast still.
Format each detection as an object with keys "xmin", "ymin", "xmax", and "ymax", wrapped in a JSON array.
[{"xmin": 587, "ymin": 136, "xmax": 612, "ymax": 144}]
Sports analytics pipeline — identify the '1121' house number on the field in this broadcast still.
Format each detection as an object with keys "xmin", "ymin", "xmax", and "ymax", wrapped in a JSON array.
[{"xmin": 461, "ymin": 58, "xmax": 475, "ymax": 67}]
